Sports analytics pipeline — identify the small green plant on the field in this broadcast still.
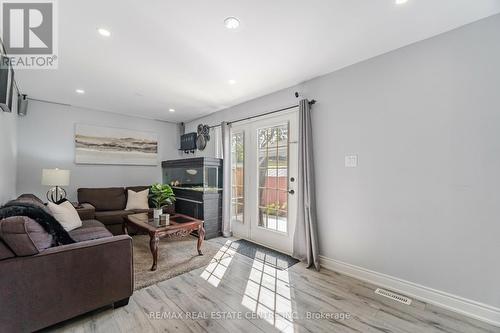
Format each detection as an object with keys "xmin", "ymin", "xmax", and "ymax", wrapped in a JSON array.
[
  {"xmin": 149, "ymin": 183, "xmax": 175, "ymax": 209},
  {"xmin": 265, "ymin": 202, "xmax": 287, "ymax": 216}
]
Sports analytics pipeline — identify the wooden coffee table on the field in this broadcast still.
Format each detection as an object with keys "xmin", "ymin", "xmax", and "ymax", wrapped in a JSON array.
[{"xmin": 123, "ymin": 213, "xmax": 205, "ymax": 271}]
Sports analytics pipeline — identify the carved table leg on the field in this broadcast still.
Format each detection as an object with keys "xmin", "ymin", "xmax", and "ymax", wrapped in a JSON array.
[
  {"xmin": 197, "ymin": 224, "xmax": 205, "ymax": 256},
  {"xmin": 149, "ymin": 232, "xmax": 160, "ymax": 271}
]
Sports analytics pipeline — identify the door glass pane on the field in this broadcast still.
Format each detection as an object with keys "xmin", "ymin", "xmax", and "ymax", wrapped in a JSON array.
[
  {"xmin": 258, "ymin": 149, "xmax": 269, "ymax": 169},
  {"xmin": 231, "ymin": 132, "xmax": 244, "ymax": 223},
  {"xmin": 257, "ymin": 124, "xmax": 289, "ymax": 232}
]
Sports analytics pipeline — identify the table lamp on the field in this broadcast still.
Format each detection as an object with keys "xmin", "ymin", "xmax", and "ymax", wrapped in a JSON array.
[{"xmin": 41, "ymin": 168, "xmax": 70, "ymax": 203}]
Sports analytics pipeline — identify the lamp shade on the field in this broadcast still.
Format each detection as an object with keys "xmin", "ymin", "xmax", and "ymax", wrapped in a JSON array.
[{"xmin": 41, "ymin": 169, "xmax": 70, "ymax": 186}]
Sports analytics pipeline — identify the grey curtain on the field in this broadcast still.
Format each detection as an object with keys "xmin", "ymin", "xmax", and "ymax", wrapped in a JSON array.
[
  {"xmin": 221, "ymin": 121, "xmax": 232, "ymax": 237},
  {"xmin": 293, "ymin": 99, "xmax": 320, "ymax": 270}
]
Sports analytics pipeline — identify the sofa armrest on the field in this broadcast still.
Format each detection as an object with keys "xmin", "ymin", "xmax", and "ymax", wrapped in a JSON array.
[
  {"xmin": 76, "ymin": 202, "xmax": 95, "ymax": 220},
  {"xmin": 41, "ymin": 234, "xmax": 130, "ymax": 256},
  {"xmin": 0, "ymin": 235, "xmax": 133, "ymax": 332}
]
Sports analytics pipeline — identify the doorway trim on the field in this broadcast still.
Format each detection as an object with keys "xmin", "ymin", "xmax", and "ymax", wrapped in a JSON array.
[{"xmin": 230, "ymin": 108, "xmax": 298, "ymax": 254}]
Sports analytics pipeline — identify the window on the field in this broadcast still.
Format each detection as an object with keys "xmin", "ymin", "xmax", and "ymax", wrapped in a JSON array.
[
  {"xmin": 257, "ymin": 124, "xmax": 288, "ymax": 232},
  {"xmin": 231, "ymin": 132, "xmax": 244, "ymax": 223}
]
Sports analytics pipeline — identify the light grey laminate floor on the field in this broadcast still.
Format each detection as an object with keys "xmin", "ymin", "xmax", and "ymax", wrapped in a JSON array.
[{"xmin": 46, "ymin": 239, "xmax": 499, "ymax": 333}]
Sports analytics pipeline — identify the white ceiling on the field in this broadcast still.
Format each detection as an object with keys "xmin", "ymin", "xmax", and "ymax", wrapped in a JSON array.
[{"xmin": 15, "ymin": 0, "xmax": 500, "ymax": 122}]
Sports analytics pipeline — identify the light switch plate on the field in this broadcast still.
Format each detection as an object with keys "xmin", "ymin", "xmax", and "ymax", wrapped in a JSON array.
[{"xmin": 345, "ymin": 154, "xmax": 358, "ymax": 168}]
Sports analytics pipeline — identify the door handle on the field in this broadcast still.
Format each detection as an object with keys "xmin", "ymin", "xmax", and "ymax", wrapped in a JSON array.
[{"xmin": 288, "ymin": 189, "xmax": 295, "ymax": 195}]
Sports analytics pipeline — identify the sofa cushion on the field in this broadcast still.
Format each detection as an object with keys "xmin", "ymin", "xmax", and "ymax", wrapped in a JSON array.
[
  {"xmin": 94, "ymin": 210, "xmax": 132, "ymax": 226},
  {"xmin": 68, "ymin": 219, "xmax": 112, "ymax": 242},
  {"xmin": 126, "ymin": 185, "xmax": 150, "ymax": 194},
  {"xmin": 0, "ymin": 216, "xmax": 53, "ymax": 256},
  {"xmin": 76, "ymin": 203, "xmax": 96, "ymax": 221},
  {"xmin": 0, "ymin": 240, "xmax": 14, "ymax": 260},
  {"xmin": 106, "ymin": 224, "xmax": 126, "ymax": 236},
  {"xmin": 132, "ymin": 208, "xmax": 152, "ymax": 214},
  {"xmin": 78, "ymin": 187, "xmax": 126, "ymax": 211}
]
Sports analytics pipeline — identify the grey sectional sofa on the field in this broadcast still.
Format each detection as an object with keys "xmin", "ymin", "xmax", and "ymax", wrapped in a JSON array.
[{"xmin": 0, "ymin": 194, "xmax": 133, "ymax": 332}]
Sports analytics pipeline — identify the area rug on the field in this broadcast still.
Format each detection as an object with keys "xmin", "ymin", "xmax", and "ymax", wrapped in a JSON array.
[{"xmin": 132, "ymin": 235, "xmax": 222, "ymax": 290}]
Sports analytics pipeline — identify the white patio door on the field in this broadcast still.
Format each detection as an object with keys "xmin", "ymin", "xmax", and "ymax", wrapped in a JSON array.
[{"xmin": 231, "ymin": 109, "xmax": 298, "ymax": 254}]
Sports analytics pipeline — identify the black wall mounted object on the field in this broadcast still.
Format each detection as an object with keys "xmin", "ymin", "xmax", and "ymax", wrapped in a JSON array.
[
  {"xmin": 0, "ymin": 56, "xmax": 14, "ymax": 112},
  {"xmin": 180, "ymin": 132, "xmax": 197, "ymax": 153}
]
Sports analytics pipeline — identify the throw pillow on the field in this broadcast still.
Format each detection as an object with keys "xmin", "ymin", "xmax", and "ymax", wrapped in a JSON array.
[
  {"xmin": 125, "ymin": 189, "xmax": 149, "ymax": 210},
  {"xmin": 47, "ymin": 200, "xmax": 83, "ymax": 232}
]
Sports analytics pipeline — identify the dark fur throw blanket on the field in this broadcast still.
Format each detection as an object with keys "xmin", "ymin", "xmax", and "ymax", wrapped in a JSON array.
[{"xmin": 0, "ymin": 202, "xmax": 75, "ymax": 245}]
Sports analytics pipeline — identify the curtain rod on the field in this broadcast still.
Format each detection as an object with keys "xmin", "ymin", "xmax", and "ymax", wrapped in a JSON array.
[
  {"xmin": 209, "ymin": 99, "xmax": 316, "ymax": 128},
  {"xmin": 28, "ymin": 97, "xmax": 71, "ymax": 107}
]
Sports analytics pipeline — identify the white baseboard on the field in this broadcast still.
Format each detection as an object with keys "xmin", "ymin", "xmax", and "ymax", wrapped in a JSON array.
[{"xmin": 319, "ymin": 255, "xmax": 500, "ymax": 327}]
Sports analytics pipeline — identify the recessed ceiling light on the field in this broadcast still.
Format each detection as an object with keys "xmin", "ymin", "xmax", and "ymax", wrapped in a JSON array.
[
  {"xmin": 395, "ymin": 0, "xmax": 408, "ymax": 4},
  {"xmin": 228, "ymin": 79, "xmax": 237, "ymax": 85},
  {"xmin": 169, "ymin": 108, "xmax": 175, "ymax": 112},
  {"xmin": 224, "ymin": 17, "xmax": 240, "ymax": 29},
  {"xmin": 97, "ymin": 28, "xmax": 111, "ymax": 37},
  {"xmin": 75, "ymin": 89, "xmax": 85, "ymax": 94}
]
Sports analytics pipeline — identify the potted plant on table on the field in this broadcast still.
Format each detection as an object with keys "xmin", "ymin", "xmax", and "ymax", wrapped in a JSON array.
[{"xmin": 149, "ymin": 183, "xmax": 176, "ymax": 220}]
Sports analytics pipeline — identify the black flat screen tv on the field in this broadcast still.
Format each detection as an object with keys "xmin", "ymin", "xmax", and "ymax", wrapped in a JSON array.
[
  {"xmin": 180, "ymin": 132, "xmax": 197, "ymax": 151},
  {"xmin": 0, "ymin": 56, "xmax": 14, "ymax": 112}
]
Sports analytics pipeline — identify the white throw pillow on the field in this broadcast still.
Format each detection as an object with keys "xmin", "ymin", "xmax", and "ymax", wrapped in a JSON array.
[
  {"xmin": 47, "ymin": 200, "xmax": 83, "ymax": 232},
  {"xmin": 125, "ymin": 189, "xmax": 149, "ymax": 210}
]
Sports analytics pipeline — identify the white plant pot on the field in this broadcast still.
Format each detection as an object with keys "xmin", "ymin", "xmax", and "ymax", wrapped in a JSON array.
[{"xmin": 153, "ymin": 208, "xmax": 163, "ymax": 219}]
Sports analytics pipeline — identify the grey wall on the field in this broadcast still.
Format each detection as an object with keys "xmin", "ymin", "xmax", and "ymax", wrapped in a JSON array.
[
  {"xmin": 186, "ymin": 15, "xmax": 500, "ymax": 308},
  {"xmin": 0, "ymin": 111, "xmax": 18, "ymax": 204},
  {"xmin": 17, "ymin": 101, "xmax": 181, "ymax": 201}
]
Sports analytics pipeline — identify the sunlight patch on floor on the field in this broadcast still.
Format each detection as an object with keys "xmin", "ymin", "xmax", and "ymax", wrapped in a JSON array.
[
  {"xmin": 241, "ymin": 251, "xmax": 294, "ymax": 333},
  {"xmin": 200, "ymin": 240, "xmax": 238, "ymax": 287}
]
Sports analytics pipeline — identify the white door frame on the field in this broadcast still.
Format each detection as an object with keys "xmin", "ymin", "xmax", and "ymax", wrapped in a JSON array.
[{"xmin": 231, "ymin": 109, "xmax": 298, "ymax": 254}]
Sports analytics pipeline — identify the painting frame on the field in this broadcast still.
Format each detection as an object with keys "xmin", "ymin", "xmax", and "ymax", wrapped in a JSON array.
[{"xmin": 75, "ymin": 124, "xmax": 159, "ymax": 166}]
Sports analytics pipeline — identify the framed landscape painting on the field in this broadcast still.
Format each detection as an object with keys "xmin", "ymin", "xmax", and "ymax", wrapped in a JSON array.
[{"xmin": 75, "ymin": 124, "xmax": 158, "ymax": 166}]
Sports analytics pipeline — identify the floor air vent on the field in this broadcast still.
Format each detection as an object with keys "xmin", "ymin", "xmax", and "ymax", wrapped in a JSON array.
[{"xmin": 374, "ymin": 288, "xmax": 412, "ymax": 305}]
